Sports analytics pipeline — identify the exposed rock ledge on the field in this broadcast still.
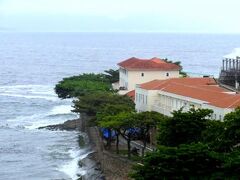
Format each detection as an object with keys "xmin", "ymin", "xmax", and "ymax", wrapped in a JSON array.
[{"xmin": 38, "ymin": 119, "xmax": 81, "ymax": 131}]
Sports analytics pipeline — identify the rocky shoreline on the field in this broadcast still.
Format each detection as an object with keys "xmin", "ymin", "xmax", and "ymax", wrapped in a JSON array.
[{"xmin": 39, "ymin": 115, "xmax": 132, "ymax": 180}]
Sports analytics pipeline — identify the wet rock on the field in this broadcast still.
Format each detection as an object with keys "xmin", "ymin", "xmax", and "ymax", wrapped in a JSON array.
[{"xmin": 38, "ymin": 119, "xmax": 81, "ymax": 131}]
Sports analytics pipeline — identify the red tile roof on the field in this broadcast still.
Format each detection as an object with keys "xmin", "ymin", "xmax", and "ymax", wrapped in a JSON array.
[
  {"xmin": 139, "ymin": 78, "xmax": 217, "ymax": 90},
  {"xmin": 126, "ymin": 90, "xmax": 135, "ymax": 101},
  {"xmin": 118, "ymin": 57, "xmax": 181, "ymax": 71},
  {"xmin": 138, "ymin": 78, "xmax": 240, "ymax": 109}
]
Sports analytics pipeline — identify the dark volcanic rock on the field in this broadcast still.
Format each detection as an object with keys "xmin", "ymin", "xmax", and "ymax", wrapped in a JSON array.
[{"xmin": 38, "ymin": 119, "xmax": 81, "ymax": 131}]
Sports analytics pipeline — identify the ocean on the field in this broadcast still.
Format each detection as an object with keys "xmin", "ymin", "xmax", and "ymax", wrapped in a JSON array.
[{"xmin": 0, "ymin": 32, "xmax": 240, "ymax": 180}]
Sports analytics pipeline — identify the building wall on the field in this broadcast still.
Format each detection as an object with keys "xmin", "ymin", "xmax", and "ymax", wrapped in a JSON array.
[
  {"xmin": 119, "ymin": 67, "xmax": 128, "ymax": 88},
  {"xmin": 119, "ymin": 67, "xmax": 179, "ymax": 91},
  {"xmin": 202, "ymin": 104, "xmax": 232, "ymax": 121},
  {"xmin": 135, "ymin": 87, "xmax": 158, "ymax": 112},
  {"xmin": 135, "ymin": 88, "xmax": 234, "ymax": 120},
  {"xmin": 151, "ymin": 91, "xmax": 205, "ymax": 117}
]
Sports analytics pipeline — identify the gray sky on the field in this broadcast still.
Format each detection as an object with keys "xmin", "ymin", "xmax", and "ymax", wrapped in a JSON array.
[{"xmin": 0, "ymin": 0, "xmax": 240, "ymax": 33}]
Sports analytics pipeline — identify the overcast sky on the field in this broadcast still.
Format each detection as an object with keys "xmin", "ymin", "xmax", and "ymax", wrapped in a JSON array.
[{"xmin": 0, "ymin": 0, "xmax": 240, "ymax": 33}]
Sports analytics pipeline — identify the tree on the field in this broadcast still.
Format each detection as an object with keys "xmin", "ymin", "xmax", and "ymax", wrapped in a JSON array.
[
  {"xmin": 99, "ymin": 115, "xmax": 122, "ymax": 153},
  {"xmin": 201, "ymin": 119, "xmax": 228, "ymax": 152},
  {"xmin": 224, "ymin": 149, "xmax": 240, "ymax": 177},
  {"xmin": 158, "ymin": 108, "xmax": 213, "ymax": 147},
  {"xmin": 55, "ymin": 73, "xmax": 111, "ymax": 99},
  {"xmin": 222, "ymin": 108, "xmax": 240, "ymax": 152},
  {"xmin": 72, "ymin": 92, "xmax": 135, "ymax": 117},
  {"xmin": 104, "ymin": 69, "xmax": 119, "ymax": 83},
  {"xmin": 133, "ymin": 111, "xmax": 165, "ymax": 157},
  {"xmin": 130, "ymin": 143, "xmax": 225, "ymax": 180},
  {"xmin": 99, "ymin": 112, "xmax": 138, "ymax": 158},
  {"xmin": 97, "ymin": 104, "xmax": 135, "ymax": 151}
]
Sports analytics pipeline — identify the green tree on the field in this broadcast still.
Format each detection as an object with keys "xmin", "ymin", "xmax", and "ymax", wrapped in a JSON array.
[
  {"xmin": 158, "ymin": 108, "xmax": 213, "ymax": 147},
  {"xmin": 222, "ymin": 108, "xmax": 240, "ymax": 152},
  {"xmin": 72, "ymin": 92, "xmax": 135, "ymax": 117},
  {"xmin": 55, "ymin": 73, "xmax": 111, "ymax": 99},
  {"xmin": 133, "ymin": 111, "xmax": 165, "ymax": 157},
  {"xmin": 99, "ymin": 112, "xmax": 137, "ymax": 158},
  {"xmin": 201, "ymin": 119, "xmax": 228, "ymax": 152},
  {"xmin": 97, "ymin": 104, "xmax": 135, "ymax": 150},
  {"xmin": 104, "ymin": 69, "xmax": 119, "ymax": 83},
  {"xmin": 130, "ymin": 143, "xmax": 224, "ymax": 180},
  {"xmin": 224, "ymin": 149, "xmax": 240, "ymax": 177},
  {"xmin": 99, "ymin": 115, "xmax": 123, "ymax": 153}
]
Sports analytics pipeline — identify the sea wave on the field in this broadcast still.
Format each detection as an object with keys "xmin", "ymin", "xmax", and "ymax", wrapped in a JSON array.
[
  {"xmin": 0, "ymin": 84, "xmax": 58, "ymax": 101},
  {"xmin": 7, "ymin": 104, "xmax": 77, "ymax": 130},
  {"xmin": 49, "ymin": 105, "xmax": 74, "ymax": 115},
  {"xmin": 58, "ymin": 149, "xmax": 92, "ymax": 180}
]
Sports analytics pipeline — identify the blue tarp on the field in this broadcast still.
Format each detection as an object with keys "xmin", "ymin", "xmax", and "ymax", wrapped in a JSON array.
[{"xmin": 101, "ymin": 128, "xmax": 116, "ymax": 139}]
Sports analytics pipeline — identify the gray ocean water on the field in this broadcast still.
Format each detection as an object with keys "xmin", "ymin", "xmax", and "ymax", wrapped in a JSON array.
[{"xmin": 0, "ymin": 32, "xmax": 240, "ymax": 180}]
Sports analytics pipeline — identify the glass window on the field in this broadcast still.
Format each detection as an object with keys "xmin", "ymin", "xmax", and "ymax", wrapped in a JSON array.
[
  {"xmin": 166, "ymin": 72, "xmax": 169, "ymax": 77},
  {"xmin": 141, "ymin": 73, "xmax": 144, "ymax": 77}
]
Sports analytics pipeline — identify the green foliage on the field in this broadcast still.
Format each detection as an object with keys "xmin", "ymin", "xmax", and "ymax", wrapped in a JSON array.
[
  {"xmin": 130, "ymin": 143, "xmax": 226, "ymax": 180},
  {"xmin": 97, "ymin": 104, "xmax": 135, "ymax": 121},
  {"xmin": 104, "ymin": 69, "xmax": 119, "ymax": 83},
  {"xmin": 201, "ymin": 120, "xmax": 230, "ymax": 152},
  {"xmin": 223, "ymin": 108, "xmax": 240, "ymax": 149},
  {"xmin": 133, "ymin": 111, "xmax": 166, "ymax": 156},
  {"xmin": 133, "ymin": 111, "xmax": 164, "ymax": 127},
  {"xmin": 158, "ymin": 108, "xmax": 213, "ymax": 146},
  {"xmin": 55, "ymin": 73, "xmax": 112, "ymax": 99},
  {"xmin": 202, "ymin": 108, "xmax": 240, "ymax": 152},
  {"xmin": 73, "ymin": 92, "xmax": 135, "ymax": 116}
]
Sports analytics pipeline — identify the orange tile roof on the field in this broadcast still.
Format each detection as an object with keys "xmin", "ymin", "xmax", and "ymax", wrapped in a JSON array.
[
  {"xmin": 138, "ymin": 78, "xmax": 240, "ymax": 109},
  {"xmin": 118, "ymin": 57, "xmax": 181, "ymax": 71},
  {"xmin": 139, "ymin": 78, "xmax": 217, "ymax": 90},
  {"xmin": 126, "ymin": 90, "xmax": 135, "ymax": 101}
]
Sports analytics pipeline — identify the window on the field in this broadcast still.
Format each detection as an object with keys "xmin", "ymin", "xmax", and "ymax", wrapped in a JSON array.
[
  {"xmin": 166, "ymin": 72, "xmax": 169, "ymax": 77},
  {"xmin": 141, "ymin": 73, "xmax": 144, "ymax": 77}
]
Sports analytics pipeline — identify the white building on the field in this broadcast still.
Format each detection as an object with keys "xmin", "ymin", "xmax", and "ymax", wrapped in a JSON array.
[
  {"xmin": 134, "ymin": 78, "xmax": 240, "ymax": 120},
  {"xmin": 117, "ymin": 57, "xmax": 180, "ymax": 92}
]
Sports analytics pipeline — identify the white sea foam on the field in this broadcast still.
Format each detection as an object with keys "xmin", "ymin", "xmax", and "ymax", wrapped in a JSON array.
[
  {"xmin": 49, "ymin": 105, "xmax": 74, "ymax": 115},
  {"xmin": 58, "ymin": 149, "xmax": 91, "ymax": 180},
  {"xmin": 0, "ymin": 93, "xmax": 58, "ymax": 101},
  {"xmin": 0, "ymin": 84, "xmax": 58, "ymax": 101},
  {"xmin": 8, "ymin": 104, "xmax": 77, "ymax": 130}
]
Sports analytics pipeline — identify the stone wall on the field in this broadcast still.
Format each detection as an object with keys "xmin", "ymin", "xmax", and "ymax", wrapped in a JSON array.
[{"xmin": 87, "ymin": 126, "xmax": 133, "ymax": 180}]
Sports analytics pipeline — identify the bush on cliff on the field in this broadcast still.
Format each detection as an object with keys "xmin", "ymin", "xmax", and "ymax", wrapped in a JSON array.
[
  {"xmin": 55, "ymin": 73, "xmax": 114, "ymax": 99},
  {"xmin": 72, "ymin": 92, "xmax": 135, "ymax": 117}
]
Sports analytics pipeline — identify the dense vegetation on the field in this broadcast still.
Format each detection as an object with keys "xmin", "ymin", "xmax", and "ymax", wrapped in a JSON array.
[
  {"xmin": 55, "ymin": 69, "xmax": 118, "ymax": 99},
  {"xmin": 130, "ymin": 108, "xmax": 240, "ymax": 179}
]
